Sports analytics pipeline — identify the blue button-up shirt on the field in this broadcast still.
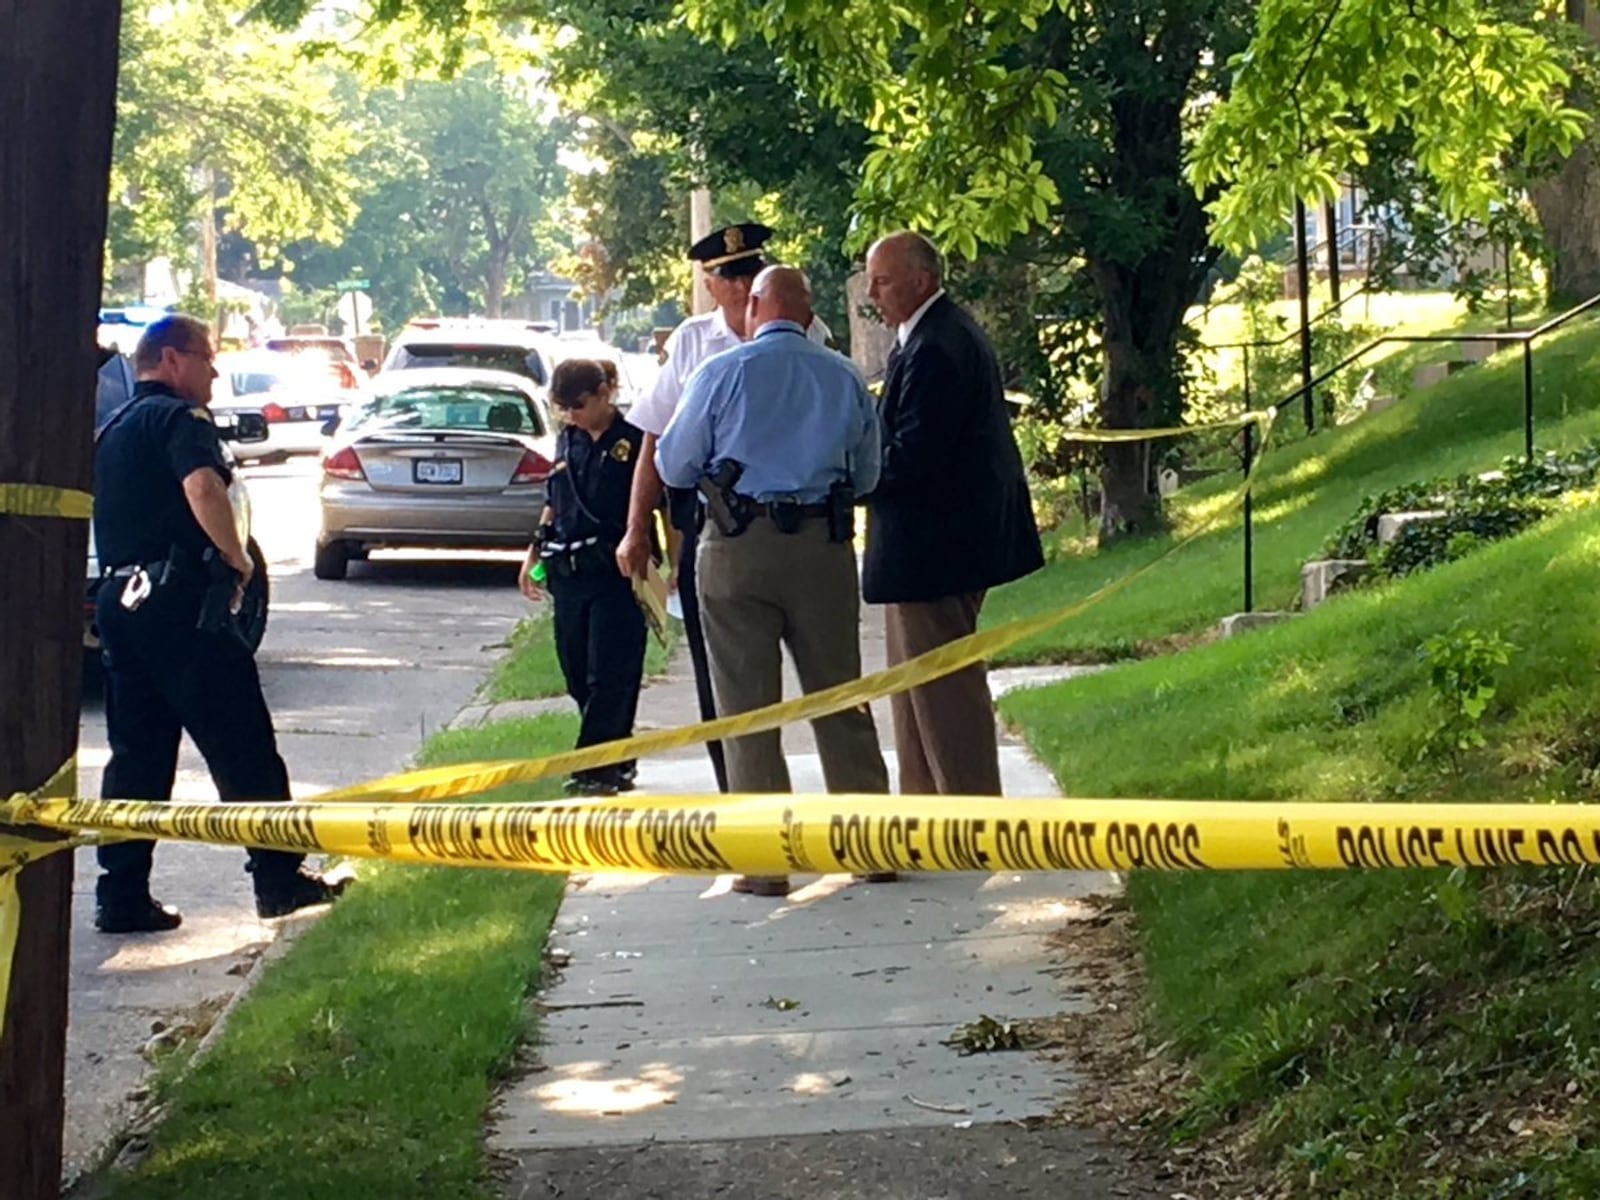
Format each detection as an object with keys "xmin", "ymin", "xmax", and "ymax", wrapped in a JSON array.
[{"xmin": 656, "ymin": 320, "xmax": 882, "ymax": 502}]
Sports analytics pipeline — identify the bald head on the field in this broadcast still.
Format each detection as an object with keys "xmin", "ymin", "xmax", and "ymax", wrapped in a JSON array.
[
  {"xmin": 747, "ymin": 265, "xmax": 814, "ymax": 333},
  {"xmin": 865, "ymin": 231, "xmax": 944, "ymax": 327}
]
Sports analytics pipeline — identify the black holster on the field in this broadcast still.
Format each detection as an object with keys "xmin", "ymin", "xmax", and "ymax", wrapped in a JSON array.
[{"xmin": 826, "ymin": 480, "xmax": 855, "ymax": 544}]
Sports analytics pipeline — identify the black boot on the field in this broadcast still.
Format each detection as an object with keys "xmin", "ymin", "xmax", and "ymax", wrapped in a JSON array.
[
  {"xmin": 255, "ymin": 868, "xmax": 351, "ymax": 919},
  {"xmin": 95, "ymin": 896, "xmax": 183, "ymax": 934}
]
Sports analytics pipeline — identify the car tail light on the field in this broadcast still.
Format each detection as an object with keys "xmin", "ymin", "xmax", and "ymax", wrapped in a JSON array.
[
  {"xmin": 323, "ymin": 446, "xmax": 365, "ymax": 480},
  {"xmin": 261, "ymin": 401, "xmax": 289, "ymax": 423},
  {"xmin": 511, "ymin": 449, "xmax": 552, "ymax": 484}
]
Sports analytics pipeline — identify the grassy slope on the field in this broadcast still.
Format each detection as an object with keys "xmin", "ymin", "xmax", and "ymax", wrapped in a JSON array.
[
  {"xmin": 984, "ymin": 317, "xmax": 1600, "ymax": 664},
  {"xmin": 1000, "ymin": 389, "xmax": 1600, "ymax": 1190},
  {"xmin": 96, "ymin": 715, "xmax": 577, "ymax": 1200}
]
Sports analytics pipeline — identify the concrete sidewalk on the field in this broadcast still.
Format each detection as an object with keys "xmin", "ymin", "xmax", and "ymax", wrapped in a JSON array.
[{"xmin": 488, "ymin": 607, "xmax": 1126, "ymax": 1182}]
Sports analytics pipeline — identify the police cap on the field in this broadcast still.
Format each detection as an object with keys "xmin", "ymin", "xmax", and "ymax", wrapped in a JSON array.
[{"xmin": 689, "ymin": 223, "xmax": 773, "ymax": 278}]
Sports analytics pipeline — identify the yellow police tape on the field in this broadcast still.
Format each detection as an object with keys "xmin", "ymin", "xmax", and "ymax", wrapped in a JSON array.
[
  {"xmin": 316, "ymin": 411, "xmax": 1275, "ymax": 805},
  {"xmin": 0, "ymin": 481, "xmax": 94, "ymax": 520},
  {"xmin": 9, "ymin": 793, "xmax": 1600, "ymax": 878},
  {"xmin": 0, "ymin": 763, "xmax": 86, "ymax": 1025}
]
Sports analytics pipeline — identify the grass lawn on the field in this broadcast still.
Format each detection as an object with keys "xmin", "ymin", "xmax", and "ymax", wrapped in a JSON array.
[
  {"xmin": 487, "ymin": 607, "xmax": 675, "ymax": 702},
  {"xmin": 1000, "ymin": 490, "xmax": 1600, "ymax": 1195},
  {"xmin": 984, "ymin": 315, "xmax": 1600, "ymax": 664},
  {"xmin": 87, "ymin": 714, "xmax": 578, "ymax": 1200}
]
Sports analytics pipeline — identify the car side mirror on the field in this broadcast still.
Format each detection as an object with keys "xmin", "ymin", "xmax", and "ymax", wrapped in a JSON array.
[{"xmin": 216, "ymin": 409, "xmax": 269, "ymax": 444}]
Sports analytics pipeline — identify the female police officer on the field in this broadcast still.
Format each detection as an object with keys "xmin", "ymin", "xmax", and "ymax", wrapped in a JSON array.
[
  {"xmin": 92, "ymin": 315, "xmax": 347, "ymax": 933},
  {"xmin": 519, "ymin": 359, "xmax": 649, "ymax": 795}
]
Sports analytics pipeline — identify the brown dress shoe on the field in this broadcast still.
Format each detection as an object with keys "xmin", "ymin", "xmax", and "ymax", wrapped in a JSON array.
[{"xmin": 731, "ymin": 875, "xmax": 791, "ymax": 897}]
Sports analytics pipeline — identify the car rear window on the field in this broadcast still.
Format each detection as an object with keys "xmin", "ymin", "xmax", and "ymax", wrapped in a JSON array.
[
  {"xmin": 390, "ymin": 343, "xmax": 547, "ymax": 385},
  {"xmin": 349, "ymin": 388, "xmax": 546, "ymax": 437}
]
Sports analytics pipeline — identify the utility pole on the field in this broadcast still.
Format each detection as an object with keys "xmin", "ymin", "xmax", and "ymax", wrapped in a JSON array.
[
  {"xmin": 690, "ymin": 188, "xmax": 713, "ymax": 316},
  {"xmin": 0, "ymin": 4, "xmax": 123, "ymax": 1198}
]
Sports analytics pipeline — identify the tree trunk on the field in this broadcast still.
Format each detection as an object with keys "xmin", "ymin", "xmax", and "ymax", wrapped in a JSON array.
[
  {"xmin": 0, "ymin": 3, "xmax": 122, "ymax": 1198},
  {"xmin": 1533, "ymin": 0, "xmax": 1600, "ymax": 306},
  {"xmin": 484, "ymin": 249, "xmax": 507, "ymax": 318}
]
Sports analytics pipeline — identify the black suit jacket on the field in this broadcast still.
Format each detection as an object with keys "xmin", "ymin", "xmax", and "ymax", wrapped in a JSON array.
[{"xmin": 862, "ymin": 295, "xmax": 1044, "ymax": 605}]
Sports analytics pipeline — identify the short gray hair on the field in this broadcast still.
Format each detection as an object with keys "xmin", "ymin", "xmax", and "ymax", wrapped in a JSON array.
[
  {"xmin": 900, "ymin": 232, "xmax": 944, "ymax": 285},
  {"xmin": 132, "ymin": 314, "xmax": 211, "ymax": 371}
]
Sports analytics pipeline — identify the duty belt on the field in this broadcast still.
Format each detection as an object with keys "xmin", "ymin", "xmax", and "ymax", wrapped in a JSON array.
[{"xmin": 746, "ymin": 499, "xmax": 828, "ymax": 519}]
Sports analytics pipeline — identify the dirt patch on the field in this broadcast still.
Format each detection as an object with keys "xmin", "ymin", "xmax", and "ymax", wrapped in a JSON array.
[{"xmin": 1023, "ymin": 893, "xmax": 1284, "ymax": 1200}]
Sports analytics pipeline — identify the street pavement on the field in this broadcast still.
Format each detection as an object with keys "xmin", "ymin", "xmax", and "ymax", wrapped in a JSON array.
[{"xmin": 65, "ymin": 455, "xmax": 530, "ymax": 1184}]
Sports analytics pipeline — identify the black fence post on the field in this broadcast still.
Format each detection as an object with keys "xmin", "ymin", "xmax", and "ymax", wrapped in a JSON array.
[
  {"xmin": 1295, "ymin": 199, "xmax": 1315, "ymax": 433},
  {"xmin": 1523, "ymin": 339, "xmax": 1535, "ymax": 462},
  {"xmin": 1243, "ymin": 420, "xmax": 1255, "ymax": 614}
]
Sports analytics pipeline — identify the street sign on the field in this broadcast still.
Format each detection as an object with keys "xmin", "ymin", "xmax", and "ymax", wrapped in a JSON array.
[
  {"xmin": 337, "ymin": 289, "xmax": 373, "ymax": 335},
  {"xmin": 335, "ymin": 278, "xmax": 370, "ymax": 292}
]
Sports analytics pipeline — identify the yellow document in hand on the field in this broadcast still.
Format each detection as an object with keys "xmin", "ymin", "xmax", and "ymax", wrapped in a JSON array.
[{"xmin": 632, "ymin": 561, "xmax": 670, "ymax": 646}]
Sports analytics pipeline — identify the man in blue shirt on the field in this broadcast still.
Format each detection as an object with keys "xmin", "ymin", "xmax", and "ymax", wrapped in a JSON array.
[{"xmin": 657, "ymin": 266, "xmax": 889, "ymax": 897}]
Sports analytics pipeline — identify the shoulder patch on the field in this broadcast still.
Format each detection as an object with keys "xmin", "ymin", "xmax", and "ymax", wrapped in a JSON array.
[
  {"xmin": 611, "ymin": 439, "xmax": 632, "ymax": 463},
  {"xmin": 189, "ymin": 407, "xmax": 213, "ymax": 423},
  {"xmin": 550, "ymin": 460, "xmax": 569, "ymax": 474}
]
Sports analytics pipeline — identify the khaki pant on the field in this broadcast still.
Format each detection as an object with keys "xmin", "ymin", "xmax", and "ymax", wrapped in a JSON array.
[
  {"xmin": 884, "ymin": 592, "xmax": 1001, "ymax": 797},
  {"xmin": 697, "ymin": 517, "xmax": 888, "ymax": 795}
]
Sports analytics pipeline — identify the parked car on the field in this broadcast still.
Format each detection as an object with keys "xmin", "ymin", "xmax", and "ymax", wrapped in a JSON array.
[
  {"xmin": 381, "ymin": 318, "xmax": 555, "ymax": 388},
  {"xmin": 87, "ymin": 351, "xmax": 273, "ymax": 652},
  {"xmin": 213, "ymin": 349, "xmax": 356, "ymax": 458},
  {"xmin": 546, "ymin": 333, "xmax": 656, "ymax": 412},
  {"xmin": 265, "ymin": 334, "xmax": 366, "ymax": 390},
  {"xmin": 313, "ymin": 368, "xmax": 557, "ymax": 581}
]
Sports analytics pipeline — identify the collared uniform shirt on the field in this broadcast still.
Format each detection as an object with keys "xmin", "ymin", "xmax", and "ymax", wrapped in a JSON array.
[
  {"xmin": 545, "ymin": 412, "xmax": 643, "ymax": 545},
  {"xmin": 655, "ymin": 320, "xmax": 881, "ymax": 503},
  {"xmin": 629, "ymin": 308, "xmax": 834, "ymax": 437},
  {"xmin": 94, "ymin": 380, "xmax": 231, "ymax": 567},
  {"xmin": 897, "ymin": 288, "xmax": 947, "ymax": 347}
]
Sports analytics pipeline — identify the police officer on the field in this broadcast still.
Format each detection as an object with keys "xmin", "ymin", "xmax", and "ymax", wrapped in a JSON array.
[
  {"xmin": 617, "ymin": 224, "xmax": 834, "ymax": 793},
  {"xmin": 519, "ymin": 359, "xmax": 648, "ymax": 795},
  {"xmin": 92, "ymin": 314, "xmax": 348, "ymax": 933},
  {"xmin": 656, "ymin": 266, "xmax": 888, "ymax": 897}
]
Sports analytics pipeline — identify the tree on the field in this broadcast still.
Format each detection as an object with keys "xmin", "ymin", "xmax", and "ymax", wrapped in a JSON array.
[
  {"xmin": 109, "ymin": 0, "xmax": 360, "ymax": 290},
  {"xmin": 1191, "ymin": 0, "xmax": 1586, "ymax": 251},
  {"xmin": 288, "ymin": 63, "xmax": 571, "ymax": 323},
  {"xmin": 689, "ymin": 0, "xmax": 1256, "ymax": 538},
  {"xmin": 536, "ymin": 0, "xmax": 869, "ymax": 337},
  {"xmin": 1530, "ymin": 1, "xmax": 1600, "ymax": 306}
]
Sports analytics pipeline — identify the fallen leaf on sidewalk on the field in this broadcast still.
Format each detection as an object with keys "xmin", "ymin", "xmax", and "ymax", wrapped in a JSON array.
[{"xmin": 761, "ymin": 995, "xmax": 800, "ymax": 1011}]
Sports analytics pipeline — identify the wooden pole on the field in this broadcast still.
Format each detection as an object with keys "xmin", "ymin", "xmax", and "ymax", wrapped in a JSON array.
[{"xmin": 0, "ymin": 3, "xmax": 123, "ymax": 1196}]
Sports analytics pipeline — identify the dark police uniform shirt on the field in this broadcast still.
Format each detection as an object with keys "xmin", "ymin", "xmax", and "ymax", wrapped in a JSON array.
[
  {"xmin": 546, "ymin": 413, "xmax": 642, "ymax": 545},
  {"xmin": 94, "ymin": 380, "xmax": 231, "ymax": 568}
]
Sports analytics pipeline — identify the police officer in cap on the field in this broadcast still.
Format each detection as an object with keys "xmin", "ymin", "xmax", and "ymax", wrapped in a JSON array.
[
  {"xmin": 617, "ymin": 224, "xmax": 833, "ymax": 790},
  {"xmin": 92, "ymin": 314, "xmax": 349, "ymax": 933}
]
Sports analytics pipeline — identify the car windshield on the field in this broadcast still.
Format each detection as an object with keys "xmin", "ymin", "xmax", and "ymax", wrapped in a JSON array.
[
  {"xmin": 348, "ymin": 387, "xmax": 544, "ymax": 436},
  {"xmin": 222, "ymin": 359, "xmax": 323, "ymax": 397},
  {"xmin": 392, "ymin": 343, "xmax": 546, "ymax": 385}
]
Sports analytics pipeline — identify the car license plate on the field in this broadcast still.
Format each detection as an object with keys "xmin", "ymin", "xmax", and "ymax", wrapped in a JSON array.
[
  {"xmin": 415, "ymin": 458, "xmax": 463, "ymax": 484},
  {"xmin": 317, "ymin": 405, "xmax": 340, "ymax": 420}
]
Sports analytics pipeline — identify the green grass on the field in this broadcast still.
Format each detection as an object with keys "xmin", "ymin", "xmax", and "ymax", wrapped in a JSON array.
[
  {"xmin": 486, "ymin": 609, "xmax": 675, "ymax": 702},
  {"xmin": 89, "ymin": 714, "xmax": 578, "ymax": 1200},
  {"xmin": 1000, "ymin": 500, "xmax": 1600, "ymax": 1197},
  {"xmin": 984, "ymin": 315, "xmax": 1600, "ymax": 664}
]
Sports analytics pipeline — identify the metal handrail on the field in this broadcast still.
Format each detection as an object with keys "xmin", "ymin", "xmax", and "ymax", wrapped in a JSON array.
[{"xmin": 1235, "ymin": 289, "xmax": 1600, "ymax": 612}]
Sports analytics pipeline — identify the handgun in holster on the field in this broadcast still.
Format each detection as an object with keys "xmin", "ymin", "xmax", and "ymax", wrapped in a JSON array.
[
  {"xmin": 826, "ymin": 479, "xmax": 856, "ymax": 544},
  {"xmin": 697, "ymin": 460, "xmax": 754, "ymax": 538},
  {"xmin": 197, "ymin": 546, "xmax": 241, "ymax": 635}
]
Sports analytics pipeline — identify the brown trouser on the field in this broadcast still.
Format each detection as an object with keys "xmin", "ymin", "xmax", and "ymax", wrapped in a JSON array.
[
  {"xmin": 884, "ymin": 592, "xmax": 1000, "ymax": 797},
  {"xmin": 697, "ymin": 516, "xmax": 888, "ymax": 795}
]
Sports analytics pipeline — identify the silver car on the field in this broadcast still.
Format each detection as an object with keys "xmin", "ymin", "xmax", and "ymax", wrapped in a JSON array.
[{"xmin": 314, "ymin": 368, "xmax": 556, "ymax": 580}]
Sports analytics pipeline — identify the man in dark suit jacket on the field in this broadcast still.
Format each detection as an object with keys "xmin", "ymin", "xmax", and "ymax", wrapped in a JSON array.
[{"xmin": 862, "ymin": 231, "xmax": 1044, "ymax": 803}]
